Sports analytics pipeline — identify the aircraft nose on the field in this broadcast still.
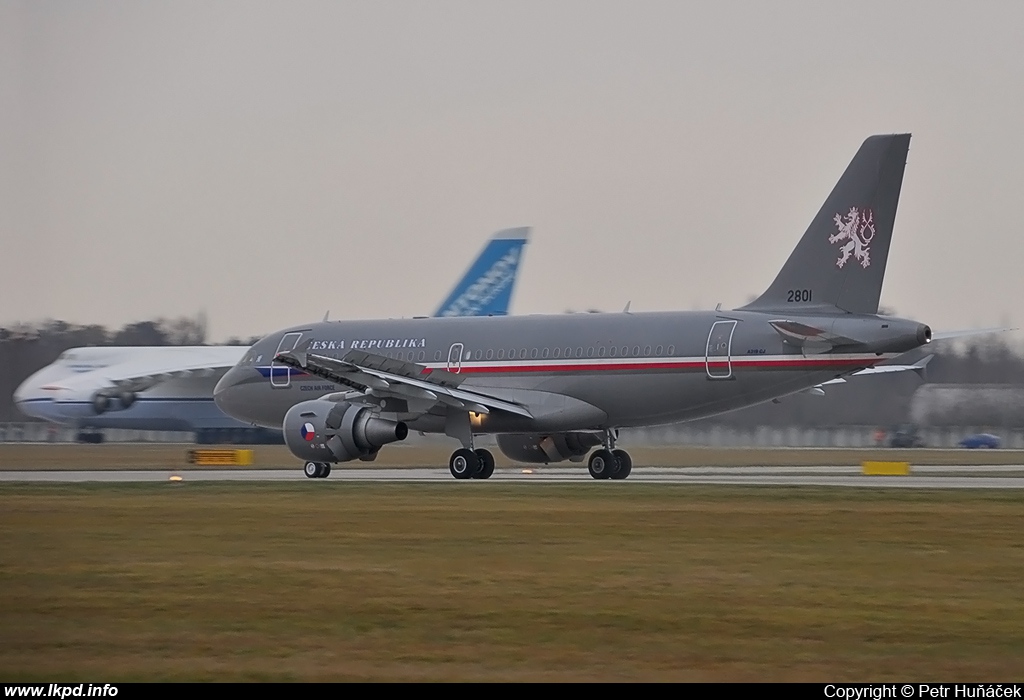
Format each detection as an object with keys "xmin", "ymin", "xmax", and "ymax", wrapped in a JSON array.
[
  {"xmin": 12, "ymin": 381, "xmax": 29, "ymax": 411},
  {"xmin": 12, "ymin": 378, "xmax": 45, "ymax": 419},
  {"xmin": 214, "ymin": 365, "xmax": 253, "ymax": 422}
]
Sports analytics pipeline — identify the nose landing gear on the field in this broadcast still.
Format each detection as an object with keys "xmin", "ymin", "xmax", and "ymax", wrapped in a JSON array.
[{"xmin": 303, "ymin": 461, "xmax": 332, "ymax": 479}]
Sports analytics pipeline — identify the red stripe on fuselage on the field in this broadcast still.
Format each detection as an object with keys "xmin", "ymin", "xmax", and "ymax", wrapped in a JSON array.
[{"xmin": 437, "ymin": 356, "xmax": 877, "ymax": 375}]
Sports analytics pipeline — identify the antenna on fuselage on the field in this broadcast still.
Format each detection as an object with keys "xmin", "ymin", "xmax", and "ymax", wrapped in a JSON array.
[{"xmin": 323, "ymin": 310, "xmax": 330, "ymax": 322}]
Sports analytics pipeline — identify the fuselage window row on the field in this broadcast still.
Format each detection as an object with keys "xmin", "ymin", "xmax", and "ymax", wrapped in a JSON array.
[{"xmin": 417, "ymin": 344, "xmax": 677, "ymax": 364}]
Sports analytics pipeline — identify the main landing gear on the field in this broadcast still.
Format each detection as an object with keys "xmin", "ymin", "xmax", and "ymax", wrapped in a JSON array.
[
  {"xmin": 587, "ymin": 430, "xmax": 632, "ymax": 480},
  {"xmin": 304, "ymin": 461, "xmax": 332, "ymax": 479},
  {"xmin": 449, "ymin": 448, "xmax": 495, "ymax": 480}
]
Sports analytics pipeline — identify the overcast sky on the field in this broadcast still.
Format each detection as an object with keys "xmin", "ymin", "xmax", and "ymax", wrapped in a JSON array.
[{"xmin": 2, "ymin": 1, "xmax": 1022, "ymax": 344}]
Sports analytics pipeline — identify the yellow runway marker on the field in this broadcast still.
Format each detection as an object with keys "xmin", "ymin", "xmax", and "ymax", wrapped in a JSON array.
[
  {"xmin": 186, "ymin": 449, "xmax": 253, "ymax": 466},
  {"xmin": 862, "ymin": 461, "xmax": 911, "ymax": 476}
]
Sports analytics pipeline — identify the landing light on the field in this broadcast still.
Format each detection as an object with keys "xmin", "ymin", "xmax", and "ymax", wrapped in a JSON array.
[
  {"xmin": 522, "ymin": 469, "xmax": 533, "ymax": 474},
  {"xmin": 169, "ymin": 475, "xmax": 183, "ymax": 482}
]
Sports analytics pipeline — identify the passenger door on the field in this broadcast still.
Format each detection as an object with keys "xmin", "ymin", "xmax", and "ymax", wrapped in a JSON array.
[{"xmin": 705, "ymin": 321, "xmax": 737, "ymax": 379}]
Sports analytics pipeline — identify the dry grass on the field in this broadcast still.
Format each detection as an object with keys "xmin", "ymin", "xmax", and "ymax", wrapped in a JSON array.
[
  {"xmin": 1, "ymin": 483, "xmax": 1022, "ymax": 681},
  {"xmin": 3, "ymin": 443, "xmax": 1024, "ymax": 470}
]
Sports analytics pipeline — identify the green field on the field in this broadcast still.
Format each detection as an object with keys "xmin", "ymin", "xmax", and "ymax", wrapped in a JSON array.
[{"xmin": 1, "ymin": 483, "xmax": 1022, "ymax": 681}]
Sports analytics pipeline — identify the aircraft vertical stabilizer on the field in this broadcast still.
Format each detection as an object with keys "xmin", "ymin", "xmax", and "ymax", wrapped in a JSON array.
[
  {"xmin": 741, "ymin": 134, "xmax": 911, "ymax": 315},
  {"xmin": 434, "ymin": 228, "xmax": 530, "ymax": 317}
]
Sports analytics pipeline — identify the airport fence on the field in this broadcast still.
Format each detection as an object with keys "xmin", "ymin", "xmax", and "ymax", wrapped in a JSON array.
[
  {"xmin": 621, "ymin": 424, "xmax": 1024, "ymax": 449},
  {"xmin": 0, "ymin": 422, "xmax": 193, "ymax": 444},
  {"xmin": 2, "ymin": 422, "xmax": 1022, "ymax": 449}
]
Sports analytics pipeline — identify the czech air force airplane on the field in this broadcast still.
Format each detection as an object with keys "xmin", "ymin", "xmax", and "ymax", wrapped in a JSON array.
[
  {"xmin": 212, "ymin": 134, "xmax": 943, "ymax": 479},
  {"xmin": 14, "ymin": 228, "xmax": 529, "ymax": 443}
]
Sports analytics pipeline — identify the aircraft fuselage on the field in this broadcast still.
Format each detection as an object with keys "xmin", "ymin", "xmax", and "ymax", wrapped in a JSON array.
[{"xmin": 214, "ymin": 309, "xmax": 930, "ymax": 434}]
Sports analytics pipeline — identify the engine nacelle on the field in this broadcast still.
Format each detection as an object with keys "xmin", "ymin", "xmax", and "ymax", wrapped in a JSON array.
[
  {"xmin": 92, "ymin": 392, "xmax": 110, "ymax": 414},
  {"xmin": 91, "ymin": 390, "xmax": 136, "ymax": 414},
  {"xmin": 283, "ymin": 400, "xmax": 408, "ymax": 463},
  {"xmin": 118, "ymin": 391, "xmax": 136, "ymax": 410},
  {"xmin": 497, "ymin": 432, "xmax": 602, "ymax": 464}
]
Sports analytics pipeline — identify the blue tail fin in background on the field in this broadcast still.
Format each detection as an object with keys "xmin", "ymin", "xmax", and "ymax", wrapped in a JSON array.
[{"xmin": 434, "ymin": 227, "xmax": 530, "ymax": 317}]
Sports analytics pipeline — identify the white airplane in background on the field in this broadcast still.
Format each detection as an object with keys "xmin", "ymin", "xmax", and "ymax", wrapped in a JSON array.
[{"xmin": 13, "ymin": 228, "xmax": 530, "ymax": 443}]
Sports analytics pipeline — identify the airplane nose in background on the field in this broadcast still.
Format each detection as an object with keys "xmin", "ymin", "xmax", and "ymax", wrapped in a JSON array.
[{"xmin": 12, "ymin": 379, "xmax": 41, "ymax": 419}]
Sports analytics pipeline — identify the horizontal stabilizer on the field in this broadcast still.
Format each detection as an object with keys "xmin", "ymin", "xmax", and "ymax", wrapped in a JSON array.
[
  {"xmin": 818, "ymin": 354, "xmax": 933, "ymax": 388},
  {"xmin": 931, "ymin": 327, "xmax": 1015, "ymax": 341}
]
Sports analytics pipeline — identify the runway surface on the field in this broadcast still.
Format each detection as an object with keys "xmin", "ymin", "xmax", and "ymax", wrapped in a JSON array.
[{"xmin": 4, "ymin": 465, "xmax": 1024, "ymax": 488}]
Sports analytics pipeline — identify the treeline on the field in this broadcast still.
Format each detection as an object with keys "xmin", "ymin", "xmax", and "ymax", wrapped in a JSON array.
[
  {"xmin": 0, "ymin": 315, "xmax": 260, "ymax": 422},
  {"xmin": 2, "ymin": 316, "xmax": 1023, "ymax": 428}
]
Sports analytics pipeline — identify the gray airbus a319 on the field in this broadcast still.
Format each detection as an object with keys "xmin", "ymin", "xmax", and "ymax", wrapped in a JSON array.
[{"xmin": 215, "ymin": 133, "xmax": 940, "ymax": 480}]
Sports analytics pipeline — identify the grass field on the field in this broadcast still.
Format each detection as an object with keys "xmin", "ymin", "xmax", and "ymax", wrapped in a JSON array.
[
  {"xmin": 1, "ymin": 483, "xmax": 1022, "ymax": 681},
  {"xmin": 4, "ymin": 443, "xmax": 1024, "ymax": 470}
]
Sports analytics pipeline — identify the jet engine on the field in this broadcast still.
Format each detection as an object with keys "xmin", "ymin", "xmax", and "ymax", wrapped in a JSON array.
[
  {"xmin": 283, "ymin": 400, "xmax": 408, "ymax": 463},
  {"xmin": 90, "ymin": 390, "xmax": 136, "ymax": 414},
  {"xmin": 92, "ymin": 392, "xmax": 111, "ymax": 414},
  {"xmin": 497, "ymin": 432, "xmax": 602, "ymax": 464}
]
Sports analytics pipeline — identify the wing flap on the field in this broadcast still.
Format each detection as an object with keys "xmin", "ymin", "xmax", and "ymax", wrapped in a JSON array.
[{"xmin": 47, "ymin": 347, "xmax": 247, "ymax": 396}]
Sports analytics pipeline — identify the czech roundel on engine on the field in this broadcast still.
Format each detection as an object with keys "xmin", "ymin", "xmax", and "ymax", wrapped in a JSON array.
[{"xmin": 301, "ymin": 422, "xmax": 315, "ymax": 441}]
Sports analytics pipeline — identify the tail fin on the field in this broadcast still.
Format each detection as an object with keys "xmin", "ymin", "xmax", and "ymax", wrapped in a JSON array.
[
  {"xmin": 741, "ymin": 134, "xmax": 911, "ymax": 315},
  {"xmin": 434, "ymin": 227, "xmax": 530, "ymax": 317}
]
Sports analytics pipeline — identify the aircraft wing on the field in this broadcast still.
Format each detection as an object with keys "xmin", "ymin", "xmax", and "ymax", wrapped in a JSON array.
[
  {"xmin": 274, "ymin": 348, "xmax": 534, "ymax": 418},
  {"xmin": 42, "ymin": 347, "xmax": 248, "ymax": 396}
]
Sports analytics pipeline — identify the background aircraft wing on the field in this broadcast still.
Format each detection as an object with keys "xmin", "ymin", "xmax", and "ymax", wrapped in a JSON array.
[
  {"xmin": 274, "ymin": 348, "xmax": 534, "ymax": 418},
  {"xmin": 433, "ymin": 227, "xmax": 529, "ymax": 317},
  {"xmin": 41, "ymin": 347, "xmax": 248, "ymax": 396}
]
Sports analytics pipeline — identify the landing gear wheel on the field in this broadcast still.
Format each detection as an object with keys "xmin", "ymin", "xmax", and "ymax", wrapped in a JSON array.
[
  {"xmin": 474, "ymin": 449, "xmax": 495, "ymax": 479},
  {"xmin": 304, "ymin": 462, "xmax": 331, "ymax": 479},
  {"xmin": 610, "ymin": 449, "xmax": 632, "ymax": 480},
  {"xmin": 450, "ymin": 448, "xmax": 481, "ymax": 480},
  {"xmin": 588, "ymin": 449, "xmax": 616, "ymax": 480}
]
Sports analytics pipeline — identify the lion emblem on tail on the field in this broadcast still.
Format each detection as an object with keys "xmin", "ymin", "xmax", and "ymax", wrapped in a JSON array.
[{"xmin": 829, "ymin": 207, "xmax": 875, "ymax": 269}]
